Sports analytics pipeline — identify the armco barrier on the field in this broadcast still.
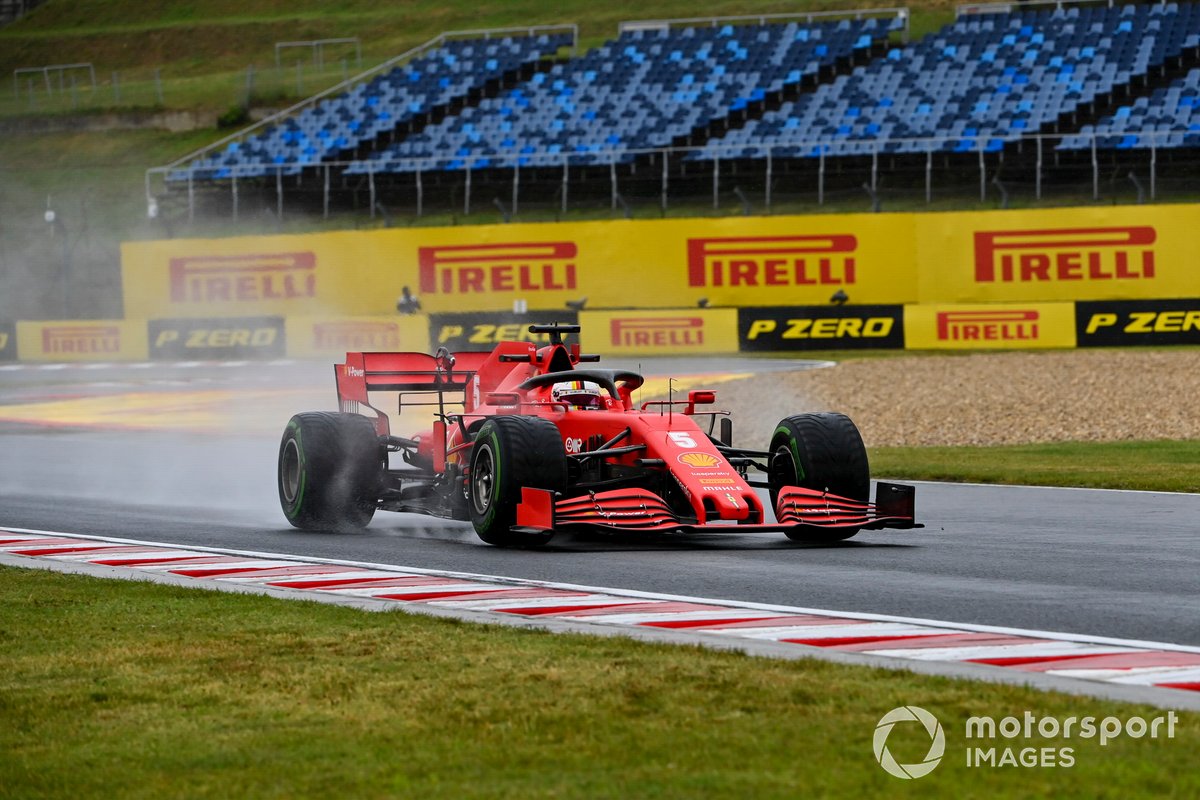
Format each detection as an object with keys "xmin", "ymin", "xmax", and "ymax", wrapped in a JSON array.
[
  {"xmin": 737, "ymin": 305, "xmax": 904, "ymax": 351},
  {"xmin": 1075, "ymin": 299, "xmax": 1200, "ymax": 347},
  {"xmin": 16, "ymin": 320, "xmax": 148, "ymax": 362},
  {"xmin": 578, "ymin": 309, "xmax": 739, "ymax": 356}
]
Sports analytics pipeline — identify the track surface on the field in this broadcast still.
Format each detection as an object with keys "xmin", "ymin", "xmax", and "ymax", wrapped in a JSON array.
[{"xmin": 1, "ymin": 360, "xmax": 1197, "ymax": 648}]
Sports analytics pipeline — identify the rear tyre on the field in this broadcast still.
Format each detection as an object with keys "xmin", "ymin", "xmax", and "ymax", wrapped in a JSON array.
[
  {"xmin": 768, "ymin": 412, "xmax": 870, "ymax": 542},
  {"xmin": 469, "ymin": 416, "xmax": 566, "ymax": 547},
  {"xmin": 278, "ymin": 412, "xmax": 382, "ymax": 531}
]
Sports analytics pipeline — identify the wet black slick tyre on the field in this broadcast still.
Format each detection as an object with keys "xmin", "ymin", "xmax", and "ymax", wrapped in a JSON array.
[
  {"xmin": 768, "ymin": 412, "xmax": 870, "ymax": 542},
  {"xmin": 469, "ymin": 416, "xmax": 566, "ymax": 548},
  {"xmin": 278, "ymin": 412, "xmax": 382, "ymax": 531}
]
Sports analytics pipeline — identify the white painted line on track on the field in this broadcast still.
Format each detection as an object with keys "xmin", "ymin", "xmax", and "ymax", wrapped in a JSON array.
[{"xmin": 897, "ymin": 478, "xmax": 1200, "ymax": 498}]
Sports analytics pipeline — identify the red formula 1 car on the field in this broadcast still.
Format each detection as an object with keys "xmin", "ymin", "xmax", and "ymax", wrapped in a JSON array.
[{"xmin": 277, "ymin": 323, "xmax": 919, "ymax": 546}]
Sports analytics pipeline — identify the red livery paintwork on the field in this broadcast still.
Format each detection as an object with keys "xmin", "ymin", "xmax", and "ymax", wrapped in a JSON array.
[{"xmin": 282, "ymin": 322, "xmax": 919, "ymax": 546}]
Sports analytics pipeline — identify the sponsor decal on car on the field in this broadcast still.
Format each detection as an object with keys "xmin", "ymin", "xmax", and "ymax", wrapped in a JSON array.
[
  {"xmin": 687, "ymin": 235, "xmax": 857, "ymax": 288},
  {"xmin": 973, "ymin": 227, "xmax": 1156, "ymax": 284},
  {"xmin": 677, "ymin": 452, "xmax": 721, "ymax": 468},
  {"xmin": 739, "ymin": 305, "xmax": 904, "ymax": 351},
  {"xmin": 418, "ymin": 242, "xmax": 577, "ymax": 294},
  {"xmin": 1076, "ymin": 299, "xmax": 1200, "ymax": 346},
  {"xmin": 169, "ymin": 252, "xmax": 316, "ymax": 303},
  {"xmin": 149, "ymin": 317, "xmax": 286, "ymax": 359}
]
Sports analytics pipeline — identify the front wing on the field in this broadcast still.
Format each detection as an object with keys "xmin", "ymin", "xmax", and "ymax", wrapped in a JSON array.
[{"xmin": 514, "ymin": 482, "xmax": 921, "ymax": 535}]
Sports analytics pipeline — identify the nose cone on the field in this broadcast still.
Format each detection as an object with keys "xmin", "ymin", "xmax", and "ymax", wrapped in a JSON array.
[{"xmin": 705, "ymin": 490, "xmax": 757, "ymax": 522}]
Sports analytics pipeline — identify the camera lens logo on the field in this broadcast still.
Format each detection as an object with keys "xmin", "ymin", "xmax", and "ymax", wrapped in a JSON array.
[{"xmin": 873, "ymin": 706, "xmax": 945, "ymax": 780}]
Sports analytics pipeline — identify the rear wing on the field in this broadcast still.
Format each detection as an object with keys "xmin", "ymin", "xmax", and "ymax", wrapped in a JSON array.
[{"xmin": 335, "ymin": 350, "xmax": 491, "ymax": 435}]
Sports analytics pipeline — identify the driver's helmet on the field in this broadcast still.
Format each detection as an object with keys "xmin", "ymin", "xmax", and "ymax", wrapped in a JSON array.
[{"xmin": 552, "ymin": 380, "xmax": 603, "ymax": 409}]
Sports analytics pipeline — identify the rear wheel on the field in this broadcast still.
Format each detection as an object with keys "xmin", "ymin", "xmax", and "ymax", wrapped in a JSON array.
[
  {"xmin": 469, "ymin": 416, "xmax": 566, "ymax": 547},
  {"xmin": 768, "ymin": 412, "xmax": 870, "ymax": 542},
  {"xmin": 278, "ymin": 412, "xmax": 382, "ymax": 531}
]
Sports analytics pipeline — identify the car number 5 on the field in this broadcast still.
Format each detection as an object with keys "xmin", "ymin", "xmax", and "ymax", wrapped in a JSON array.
[{"xmin": 668, "ymin": 431, "xmax": 697, "ymax": 448}]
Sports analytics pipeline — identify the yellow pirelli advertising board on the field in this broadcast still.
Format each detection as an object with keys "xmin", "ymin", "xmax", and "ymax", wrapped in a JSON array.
[
  {"xmin": 579, "ymin": 309, "xmax": 739, "ymax": 355},
  {"xmin": 915, "ymin": 205, "xmax": 1199, "ymax": 304},
  {"xmin": 285, "ymin": 315, "xmax": 430, "ymax": 358},
  {"xmin": 122, "ymin": 212, "xmax": 920, "ymax": 317},
  {"xmin": 17, "ymin": 320, "xmax": 149, "ymax": 361},
  {"xmin": 904, "ymin": 303, "xmax": 1076, "ymax": 350}
]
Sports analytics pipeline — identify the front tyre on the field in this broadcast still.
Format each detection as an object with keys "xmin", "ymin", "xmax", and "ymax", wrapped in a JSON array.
[
  {"xmin": 469, "ymin": 416, "xmax": 566, "ymax": 547},
  {"xmin": 278, "ymin": 412, "xmax": 382, "ymax": 531},
  {"xmin": 768, "ymin": 412, "xmax": 870, "ymax": 542}
]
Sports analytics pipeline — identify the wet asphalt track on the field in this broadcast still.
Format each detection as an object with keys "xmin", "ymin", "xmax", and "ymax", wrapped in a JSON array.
[{"xmin": 0, "ymin": 359, "xmax": 1197, "ymax": 648}]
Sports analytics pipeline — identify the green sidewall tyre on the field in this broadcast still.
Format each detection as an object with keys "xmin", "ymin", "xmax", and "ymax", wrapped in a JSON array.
[
  {"xmin": 468, "ymin": 416, "xmax": 566, "ymax": 548},
  {"xmin": 277, "ymin": 412, "xmax": 381, "ymax": 531},
  {"xmin": 768, "ymin": 412, "xmax": 870, "ymax": 542}
]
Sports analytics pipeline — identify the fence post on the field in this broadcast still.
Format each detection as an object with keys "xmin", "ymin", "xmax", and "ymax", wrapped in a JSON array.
[
  {"xmin": 818, "ymin": 149, "xmax": 825, "ymax": 206},
  {"xmin": 764, "ymin": 147, "xmax": 772, "ymax": 211},
  {"xmin": 610, "ymin": 160, "xmax": 617, "ymax": 211},
  {"xmin": 188, "ymin": 170, "xmax": 195, "ymax": 224},
  {"xmin": 661, "ymin": 151, "xmax": 668, "ymax": 213},
  {"xmin": 465, "ymin": 165, "xmax": 472, "ymax": 216},
  {"xmin": 925, "ymin": 148, "xmax": 932, "ymax": 204},
  {"xmin": 512, "ymin": 164, "xmax": 519, "ymax": 217},
  {"xmin": 712, "ymin": 155, "xmax": 719, "ymax": 210},
  {"xmin": 232, "ymin": 173, "xmax": 239, "ymax": 221},
  {"xmin": 561, "ymin": 158, "xmax": 568, "ymax": 215},
  {"xmin": 1150, "ymin": 139, "xmax": 1157, "ymax": 200},
  {"xmin": 1091, "ymin": 134, "xmax": 1099, "ymax": 200},
  {"xmin": 323, "ymin": 165, "xmax": 331, "ymax": 219},
  {"xmin": 276, "ymin": 166, "xmax": 284, "ymax": 221},
  {"xmin": 978, "ymin": 145, "xmax": 986, "ymax": 203},
  {"xmin": 1036, "ymin": 136, "xmax": 1043, "ymax": 201},
  {"xmin": 416, "ymin": 168, "xmax": 424, "ymax": 218},
  {"xmin": 368, "ymin": 163, "xmax": 376, "ymax": 218},
  {"xmin": 154, "ymin": 69, "xmax": 163, "ymax": 105}
]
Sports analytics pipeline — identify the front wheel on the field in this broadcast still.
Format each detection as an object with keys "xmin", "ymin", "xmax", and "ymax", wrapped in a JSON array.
[
  {"xmin": 469, "ymin": 416, "xmax": 566, "ymax": 547},
  {"xmin": 278, "ymin": 412, "xmax": 382, "ymax": 531},
  {"xmin": 768, "ymin": 412, "xmax": 870, "ymax": 542}
]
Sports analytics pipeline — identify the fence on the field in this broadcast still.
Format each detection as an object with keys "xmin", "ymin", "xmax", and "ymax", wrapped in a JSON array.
[{"xmin": 145, "ymin": 130, "xmax": 1200, "ymax": 226}]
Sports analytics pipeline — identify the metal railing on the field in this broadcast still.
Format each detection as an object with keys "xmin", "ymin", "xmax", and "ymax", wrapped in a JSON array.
[
  {"xmin": 617, "ymin": 8, "xmax": 910, "ymax": 36},
  {"xmin": 146, "ymin": 129, "xmax": 1197, "ymax": 224}
]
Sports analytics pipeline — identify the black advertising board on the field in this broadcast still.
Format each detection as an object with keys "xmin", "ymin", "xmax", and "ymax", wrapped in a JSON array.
[
  {"xmin": 149, "ymin": 316, "xmax": 286, "ymax": 359},
  {"xmin": 737, "ymin": 305, "xmax": 905, "ymax": 351},
  {"xmin": 0, "ymin": 321, "xmax": 15, "ymax": 361},
  {"xmin": 429, "ymin": 311, "xmax": 579, "ymax": 351},
  {"xmin": 1076, "ymin": 299, "xmax": 1200, "ymax": 347}
]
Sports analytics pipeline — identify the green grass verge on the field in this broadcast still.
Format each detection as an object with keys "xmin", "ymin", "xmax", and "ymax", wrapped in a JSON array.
[
  {"xmin": 872, "ymin": 439, "xmax": 1200, "ymax": 494},
  {"xmin": 1, "ymin": 566, "xmax": 1196, "ymax": 798}
]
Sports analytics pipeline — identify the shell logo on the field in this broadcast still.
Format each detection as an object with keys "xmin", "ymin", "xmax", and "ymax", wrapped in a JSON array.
[{"xmin": 677, "ymin": 452, "xmax": 720, "ymax": 468}]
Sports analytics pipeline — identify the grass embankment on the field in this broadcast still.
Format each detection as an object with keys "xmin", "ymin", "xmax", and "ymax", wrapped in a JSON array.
[
  {"xmin": 1, "ymin": 567, "xmax": 1196, "ymax": 798},
  {"xmin": 872, "ymin": 440, "xmax": 1200, "ymax": 494}
]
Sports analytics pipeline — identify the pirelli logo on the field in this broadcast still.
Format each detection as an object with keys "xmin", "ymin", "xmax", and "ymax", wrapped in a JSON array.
[
  {"xmin": 418, "ymin": 242, "xmax": 577, "ymax": 294},
  {"xmin": 973, "ymin": 227, "xmax": 1156, "ymax": 283},
  {"xmin": 937, "ymin": 310, "xmax": 1039, "ymax": 342},
  {"xmin": 169, "ymin": 252, "xmax": 316, "ymax": 303},
  {"xmin": 41, "ymin": 325, "xmax": 121, "ymax": 354},
  {"xmin": 687, "ymin": 235, "xmax": 857, "ymax": 287},
  {"xmin": 312, "ymin": 322, "xmax": 401, "ymax": 351},
  {"xmin": 610, "ymin": 317, "xmax": 704, "ymax": 348}
]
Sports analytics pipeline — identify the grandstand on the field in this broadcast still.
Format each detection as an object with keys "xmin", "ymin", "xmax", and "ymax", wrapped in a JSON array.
[{"xmin": 149, "ymin": 0, "xmax": 1200, "ymax": 222}]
